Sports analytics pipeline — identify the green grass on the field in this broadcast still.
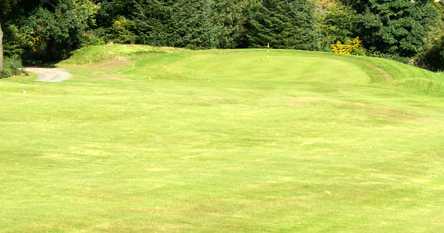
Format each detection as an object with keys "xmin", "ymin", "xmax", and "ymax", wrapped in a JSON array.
[{"xmin": 1, "ymin": 44, "xmax": 444, "ymax": 233}]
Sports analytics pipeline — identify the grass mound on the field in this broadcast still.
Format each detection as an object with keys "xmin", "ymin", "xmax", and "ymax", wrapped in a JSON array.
[
  {"xmin": 63, "ymin": 44, "xmax": 180, "ymax": 64},
  {"xmin": 345, "ymin": 55, "xmax": 444, "ymax": 95},
  {"xmin": 1, "ymin": 45, "xmax": 443, "ymax": 233},
  {"xmin": 67, "ymin": 44, "xmax": 444, "ymax": 96}
]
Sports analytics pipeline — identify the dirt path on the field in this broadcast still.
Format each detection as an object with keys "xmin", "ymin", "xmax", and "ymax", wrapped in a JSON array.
[{"xmin": 24, "ymin": 67, "xmax": 71, "ymax": 83}]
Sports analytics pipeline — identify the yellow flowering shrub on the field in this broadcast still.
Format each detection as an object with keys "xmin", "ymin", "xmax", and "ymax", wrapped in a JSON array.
[{"xmin": 331, "ymin": 37, "xmax": 363, "ymax": 56}]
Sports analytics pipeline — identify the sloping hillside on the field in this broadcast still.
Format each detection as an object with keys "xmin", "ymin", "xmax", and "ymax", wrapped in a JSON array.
[
  {"xmin": 1, "ymin": 45, "xmax": 443, "ymax": 233},
  {"xmin": 64, "ymin": 44, "xmax": 444, "ymax": 96}
]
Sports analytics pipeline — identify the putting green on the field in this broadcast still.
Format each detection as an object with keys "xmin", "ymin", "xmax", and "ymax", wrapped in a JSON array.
[{"xmin": 1, "ymin": 45, "xmax": 443, "ymax": 233}]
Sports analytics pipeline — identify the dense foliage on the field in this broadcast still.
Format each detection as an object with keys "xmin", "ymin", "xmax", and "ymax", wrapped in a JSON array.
[
  {"xmin": 417, "ymin": 3, "xmax": 444, "ymax": 71},
  {"xmin": 344, "ymin": 0, "xmax": 439, "ymax": 57},
  {"xmin": 95, "ymin": 0, "xmax": 320, "ymax": 49},
  {"xmin": 244, "ymin": 0, "xmax": 320, "ymax": 50},
  {"xmin": 0, "ymin": 0, "xmax": 21, "ymax": 76},
  {"xmin": 1, "ymin": 0, "xmax": 443, "ymax": 73},
  {"xmin": 417, "ymin": 37, "xmax": 444, "ymax": 71},
  {"xmin": 15, "ymin": 0, "xmax": 97, "ymax": 63}
]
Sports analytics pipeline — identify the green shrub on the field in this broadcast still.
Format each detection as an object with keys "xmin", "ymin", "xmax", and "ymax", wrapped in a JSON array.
[
  {"xmin": 0, "ymin": 56, "xmax": 22, "ymax": 78},
  {"xmin": 321, "ymin": 3, "xmax": 357, "ymax": 50},
  {"xmin": 416, "ymin": 37, "xmax": 444, "ymax": 71},
  {"xmin": 11, "ymin": 0, "xmax": 98, "ymax": 64},
  {"xmin": 80, "ymin": 30, "xmax": 107, "ymax": 46}
]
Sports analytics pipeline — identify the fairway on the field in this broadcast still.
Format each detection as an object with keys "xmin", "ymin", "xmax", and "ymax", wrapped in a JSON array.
[{"xmin": 1, "ymin": 45, "xmax": 444, "ymax": 233}]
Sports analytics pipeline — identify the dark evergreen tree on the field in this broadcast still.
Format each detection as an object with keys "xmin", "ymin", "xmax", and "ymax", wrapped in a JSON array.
[
  {"xmin": 169, "ymin": 0, "xmax": 220, "ymax": 48},
  {"xmin": 244, "ymin": 0, "xmax": 320, "ymax": 50},
  {"xmin": 100, "ymin": 0, "xmax": 223, "ymax": 48},
  {"xmin": 131, "ymin": 0, "xmax": 173, "ymax": 46},
  {"xmin": 342, "ymin": 0, "xmax": 439, "ymax": 57},
  {"xmin": 211, "ymin": 0, "xmax": 250, "ymax": 48}
]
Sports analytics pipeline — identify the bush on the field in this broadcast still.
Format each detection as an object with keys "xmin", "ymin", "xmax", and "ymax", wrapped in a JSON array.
[
  {"xmin": 416, "ymin": 37, "xmax": 444, "ymax": 71},
  {"xmin": 320, "ymin": 3, "xmax": 357, "ymax": 50},
  {"xmin": 330, "ymin": 37, "xmax": 364, "ymax": 56},
  {"xmin": 80, "ymin": 30, "xmax": 106, "ymax": 46},
  {"xmin": 11, "ymin": 0, "xmax": 98, "ymax": 64},
  {"xmin": 0, "ymin": 56, "xmax": 22, "ymax": 78}
]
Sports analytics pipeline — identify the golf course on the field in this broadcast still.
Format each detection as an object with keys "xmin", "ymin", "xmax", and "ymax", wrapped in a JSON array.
[{"xmin": 1, "ymin": 44, "xmax": 444, "ymax": 232}]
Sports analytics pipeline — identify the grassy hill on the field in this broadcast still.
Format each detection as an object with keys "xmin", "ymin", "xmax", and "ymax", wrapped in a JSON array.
[{"xmin": 1, "ymin": 44, "xmax": 444, "ymax": 233}]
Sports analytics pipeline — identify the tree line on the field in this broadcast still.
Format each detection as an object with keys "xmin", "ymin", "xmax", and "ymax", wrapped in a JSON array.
[{"xmin": 1, "ymin": 0, "xmax": 444, "ymax": 76}]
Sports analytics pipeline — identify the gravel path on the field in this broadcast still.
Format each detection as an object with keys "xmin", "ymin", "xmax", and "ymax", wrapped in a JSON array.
[{"xmin": 24, "ymin": 67, "xmax": 71, "ymax": 83}]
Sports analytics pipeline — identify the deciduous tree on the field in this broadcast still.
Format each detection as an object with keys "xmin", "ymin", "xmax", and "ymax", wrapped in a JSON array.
[{"xmin": 0, "ymin": 0, "xmax": 20, "ymax": 72}]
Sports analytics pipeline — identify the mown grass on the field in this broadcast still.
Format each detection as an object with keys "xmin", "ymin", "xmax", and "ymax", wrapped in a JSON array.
[{"xmin": 1, "ymin": 44, "xmax": 444, "ymax": 233}]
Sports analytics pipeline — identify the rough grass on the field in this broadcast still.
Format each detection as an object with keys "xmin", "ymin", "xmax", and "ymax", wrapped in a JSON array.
[{"xmin": 1, "ymin": 44, "xmax": 444, "ymax": 233}]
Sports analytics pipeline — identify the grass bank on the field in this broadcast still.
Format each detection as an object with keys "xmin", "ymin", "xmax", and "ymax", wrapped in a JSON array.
[{"xmin": 1, "ymin": 45, "xmax": 443, "ymax": 233}]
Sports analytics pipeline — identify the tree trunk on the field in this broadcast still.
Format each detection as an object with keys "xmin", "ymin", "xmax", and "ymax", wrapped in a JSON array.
[{"xmin": 0, "ymin": 24, "xmax": 3, "ymax": 73}]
